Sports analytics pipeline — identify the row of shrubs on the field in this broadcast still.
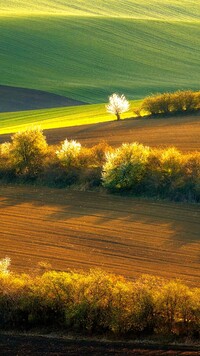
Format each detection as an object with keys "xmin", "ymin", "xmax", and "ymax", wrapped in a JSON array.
[
  {"xmin": 0, "ymin": 258, "xmax": 199, "ymax": 338},
  {"xmin": 0, "ymin": 127, "xmax": 199, "ymax": 202},
  {"xmin": 135, "ymin": 90, "xmax": 200, "ymax": 116},
  {"xmin": 103, "ymin": 143, "xmax": 200, "ymax": 202}
]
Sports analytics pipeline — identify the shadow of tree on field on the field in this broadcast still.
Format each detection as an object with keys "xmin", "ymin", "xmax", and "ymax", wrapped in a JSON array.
[
  {"xmin": 0, "ymin": 185, "xmax": 200, "ymax": 242},
  {"xmin": 0, "ymin": 184, "xmax": 200, "ymax": 284}
]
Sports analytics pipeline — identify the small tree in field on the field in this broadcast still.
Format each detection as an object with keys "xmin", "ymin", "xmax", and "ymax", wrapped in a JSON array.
[{"xmin": 106, "ymin": 93, "xmax": 130, "ymax": 120}]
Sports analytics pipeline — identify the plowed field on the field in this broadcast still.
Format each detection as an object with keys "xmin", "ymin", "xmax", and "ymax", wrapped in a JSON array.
[
  {"xmin": 1, "ymin": 185, "xmax": 199, "ymax": 286},
  {"xmin": 43, "ymin": 115, "xmax": 200, "ymax": 151}
]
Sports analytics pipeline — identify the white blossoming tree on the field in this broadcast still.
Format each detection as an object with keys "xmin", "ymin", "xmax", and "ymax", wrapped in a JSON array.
[
  {"xmin": 106, "ymin": 93, "xmax": 130, "ymax": 121},
  {"xmin": 0, "ymin": 257, "xmax": 11, "ymax": 274},
  {"xmin": 56, "ymin": 139, "xmax": 82, "ymax": 167}
]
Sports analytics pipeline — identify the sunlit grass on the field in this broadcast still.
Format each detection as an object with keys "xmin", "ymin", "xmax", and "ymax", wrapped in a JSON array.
[
  {"xmin": 0, "ymin": 100, "xmax": 141, "ymax": 135},
  {"xmin": 1, "ymin": 0, "xmax": 199, "ymax": 20}
]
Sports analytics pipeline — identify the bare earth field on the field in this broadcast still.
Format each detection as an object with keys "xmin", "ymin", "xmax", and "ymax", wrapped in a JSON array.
[
  {"xmin": 0, "ymin": 185, "xmax": 199, "ymax": 287},
  {"xmin": 1, "ymin": 114, "xmax": 199, "ymax": 152},
  {"xmin": 44, "ymin": 114, "xmax": 200, "ymax": 151}
]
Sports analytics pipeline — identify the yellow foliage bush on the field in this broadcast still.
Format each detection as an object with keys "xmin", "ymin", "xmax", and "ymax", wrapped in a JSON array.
[
  {"xmin": 141, "ymin": 90, "xmax": 200, "ymax": 116},
  {"xmin": 0, "ymin": 258, "xmax": 199, "ymax": 338}
]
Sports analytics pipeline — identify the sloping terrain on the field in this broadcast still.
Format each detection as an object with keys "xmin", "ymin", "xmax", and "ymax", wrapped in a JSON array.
[
  {"xmin": 1, "ymin": 186, "xmax": 199, "ymax": 287},
  {"xmin": 0, "ymin": 1, "xmax": 199, "ymax": 103},
  {"xmin": 0, "ymin": 113, "xmax": 199, "ymax": 152},
  {"xmin": 0, "ymin": 100, "xmax": 141, "ymax": 135},
  {"xmin": 0, "ymin": 85, "xmax": 87, "ymax": 112}
]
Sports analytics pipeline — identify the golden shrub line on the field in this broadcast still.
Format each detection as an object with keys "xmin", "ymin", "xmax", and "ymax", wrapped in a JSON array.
[
  {"xmin": 102, "ymin": 144, "xmax": 200, "ymax": 202},
  {"xmin": 138, "ymin": 90, "xmax": 200, "ymax": 116},
  {"xmin": 0, "ymin": 128, "xmax": 200, "ymax": 201},
  {"xmin": 0, "ymin": 263, "xmax": 199, "ymax": 338}
]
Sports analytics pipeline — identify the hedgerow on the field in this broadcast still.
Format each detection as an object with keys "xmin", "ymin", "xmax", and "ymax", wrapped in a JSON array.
[
  {"xmin": 102, "ymin": 143, "xmax": 200, "ymax": 201},
  {"xmin": 140, "ymin": 90, "xmax": 200, "ymax": 116},
  {"xmin": 0, "ymin": 128, "xmax": 200, "ymax": 202},
  {"xmin": 0, "ymin": 258, "xmax": 199, "ymax": 338}
]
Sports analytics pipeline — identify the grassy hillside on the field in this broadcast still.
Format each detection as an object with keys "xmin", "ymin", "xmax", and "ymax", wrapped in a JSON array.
[{"xmin": 0, "ymin": 1, "xmax": 199, "ymax": 103}]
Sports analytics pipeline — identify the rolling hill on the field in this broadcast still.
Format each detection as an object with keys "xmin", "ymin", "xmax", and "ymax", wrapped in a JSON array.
[{"xmin": 0, "ymin": 1, "xmax": 199, "ymax": 103}]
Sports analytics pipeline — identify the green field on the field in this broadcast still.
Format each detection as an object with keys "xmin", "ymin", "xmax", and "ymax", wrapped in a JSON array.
[
  {"xmin": 0, "ymin": 1, "xmax": 199, "ymax": 103},
  {"xmin": 0, "ymin": 100, "xmax": 141, "ymax": 135},
  {"xmin": 1, "ymin": 0, "xmax": 199, "ymax": 19}
]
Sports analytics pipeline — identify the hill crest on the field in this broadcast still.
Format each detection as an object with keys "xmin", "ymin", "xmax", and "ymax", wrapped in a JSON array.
[{"xmin": 1, "ymin": 0, "xmax": 200, "ymax": 20}]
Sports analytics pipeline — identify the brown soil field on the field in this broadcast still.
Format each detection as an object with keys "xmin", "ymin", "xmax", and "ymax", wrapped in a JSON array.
[
  {"xmin": 0, "ymin": 334, "xmax": 199, "ymax": 355},
  {"xmin": 0, "ymin": 85, "xmax": 86, "ymax": 112},
  {"xmin": 1, "ymin": 113, "xmax": 199, "ymax": 151},
  {"xmin": 0, "ymin": 185, "xmax": 199, "ymax": 286},
  {"xmin": 44, "ymin": 114, "xmax": 200, "ymax": 151}
]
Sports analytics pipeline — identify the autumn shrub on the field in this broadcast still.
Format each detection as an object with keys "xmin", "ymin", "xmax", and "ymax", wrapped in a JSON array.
[
  {"xmin": 170, "ymin": 90, "xmax": 195, "ymax": 112},
  {"xmin": 36, "ymin": 146, "xmax": 73, "ymax": 188},
  {"xmin": 9, "ymin": 127, "xmax": 48, "ymax": 177},
  {"xmin": 0, "ymin": 142, "xmax": 15, "ymax": 180},
  {"xmin": 181, "ymin": 153, "xmax": 200, "ymax": 202},
  {"xmin": 194, "ymin": 91, "xmax": 200, "ymax": 110},
  {"xmin": 154, "ymin": 280, "xmax": 197, "ymax": 336},
  {"xmin": 90, "ymin": 141, "xmax": 113, "ymax": 166},
  {"xmin": 56, "ymin": 139, "xmax": 82, "ymax": 168},
  {"xmin": 141, "ymin": 90, "xmax": 200, "ymax": 116},
  {"xmin": 141, "ymin": 93, "xmax": 171, "ymax": 115},
  {"xmin": 144, "ymin": 149, "xmax": 186, "ymax": 201},
  {"xmin": 56, "ymin": 139, "xmax": 111, "ymax": 169},
  {"xmin": 103, "ymin": 143, "xmax": 200, "ymax": 202},
  {"xmin": 55, "ymin": 139, "xmax": 112, "ymax": 188},
  {"xmin": 0, "ymin": 271, "xmax": 32, "ymax": 328},
  {"xmin": 102, "ymin": 143, "xmax": 150, "ymax": 192},
  {"xmin": 0, "ymin": 258, "xmax": 199, "ymax": 338},
  {"xmin": 158, "ymin": 147, "xmax": 184, "ymax": 198}
]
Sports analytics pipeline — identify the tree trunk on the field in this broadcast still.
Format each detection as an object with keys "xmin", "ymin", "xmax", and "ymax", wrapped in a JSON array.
[{"xmin": 116, "ymin": 112, "xmax": 120, "ymax": 120}]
